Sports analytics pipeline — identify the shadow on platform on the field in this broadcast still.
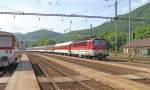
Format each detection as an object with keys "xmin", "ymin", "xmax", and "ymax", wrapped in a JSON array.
[{"xmin": 15, "ymin": 60, "xmax": 33, "ymax": 71}]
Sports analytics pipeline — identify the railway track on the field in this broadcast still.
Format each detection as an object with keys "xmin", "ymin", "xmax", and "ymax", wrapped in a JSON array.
[
  {"xmin": 40, "ymin": 53, "xmax": 150, "ymax": 85},
  {"xmin": 110, "ymin": 61, "xmax": 150, "ymax": 69},
  {"xmin": 39, "ymin": 52, "xmax": 150, "ymax": 68},
  {"xmin": 107, "ymin": 57, "xmax": 150, "ymax": 65},
  {"xmin": 41, "ymin": 53, "xmax": 141, "ymax": 75},
  {"xmin": 100, "ymin": 56, "xmax": 150, "ymax": 70},
  {"xmin": 92, "ymin": 56, "xmax": 150, "ymax": 70},
  {"xmin": 28, "ymin": 53, "xmax": 118, "ymax": 90}
]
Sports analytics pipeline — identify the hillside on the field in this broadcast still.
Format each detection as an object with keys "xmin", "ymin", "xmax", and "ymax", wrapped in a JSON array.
[
  {"xmin": 15, "ymin": 29, "xmax": 63, "ymax": 41},
  {"xmin": 14, "ymin": 32, "xmax": 25, "ymax": 41},
  {"xmin": 57, "ymin": 2, "xmax": 150, "ymax": 42},
  {"xmin": 25, "ymin": 29, "xmax": 63, "ymax": 41}
]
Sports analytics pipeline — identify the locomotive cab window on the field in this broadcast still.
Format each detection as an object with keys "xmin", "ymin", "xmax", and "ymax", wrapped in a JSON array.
[
  {"xmin": 93, "ymin": 39, "xmax": 105, "ymax": 46},
  {"xmin": 0, "ymin": 36, "xmax": 13, "ymax": 47}
]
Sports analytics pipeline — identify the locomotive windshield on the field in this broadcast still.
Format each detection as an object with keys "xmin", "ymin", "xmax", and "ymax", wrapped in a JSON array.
[
  {"xmin": 0, "ymin": 36, "xmax": 13, "ymax": 47},
  {"xmin": 93, "ymin": 39, "xmax": 106, "ymax": 46}
]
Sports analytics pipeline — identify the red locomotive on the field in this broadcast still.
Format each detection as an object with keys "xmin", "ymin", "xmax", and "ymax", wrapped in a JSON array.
[
  {"xmin": 27, "ymin": 37, "xmax": 109, "ymax": 59},
  {"xmin": 71, "ymin": 38, "xmax": 109, "ymax": 59}
]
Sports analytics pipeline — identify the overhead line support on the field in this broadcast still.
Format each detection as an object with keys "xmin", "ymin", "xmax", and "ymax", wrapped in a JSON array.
[
  {"xmin": 0, "ymin": 11, "xmax": 113, "ymax": 19},
  {"xmin": 0, "ymin": 11, "xmax": 149, "ymax": 22}
]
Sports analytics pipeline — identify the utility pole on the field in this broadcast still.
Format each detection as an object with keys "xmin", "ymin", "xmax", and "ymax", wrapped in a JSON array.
[
  {"xmin": 128, "ymin": 0, "xmax": 132, "ymax": 61},
  {"xmin": 105, "ymin": 0, "xmax": 118, "ymax": 60},
  {"xmin": 114, "ymin": 0, "xmax": 118, "ymax": 60},
  {"xmin": 69, "ymin": 21, "xmax": 72, "ymax": 32},
  {"xmin": 90, "ymin": 24, "xmax": 93, "ymax": 37}
]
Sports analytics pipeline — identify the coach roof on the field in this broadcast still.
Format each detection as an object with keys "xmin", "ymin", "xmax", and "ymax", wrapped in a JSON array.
[
  {"xmin": 0, "ymin": 31, "xmax": 14, "ymax": 36},
  {"xmin": 55, "ymin": 41, "xmax": 73, "ymax": 46}
]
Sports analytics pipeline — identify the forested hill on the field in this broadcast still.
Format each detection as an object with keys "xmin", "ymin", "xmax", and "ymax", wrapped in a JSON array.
[
  {"xmin": 15, "ymin": 29, "xmax": 63, "ymax": 41},
  {"xmin": 25, "ymin": 30, "xmax": 63, "ymax": 40}
]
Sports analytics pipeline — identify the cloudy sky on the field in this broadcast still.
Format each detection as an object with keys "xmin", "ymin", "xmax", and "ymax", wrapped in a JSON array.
[{"xmin": 0, "ymin": 0, "xmax": 149, "ymax": 34}]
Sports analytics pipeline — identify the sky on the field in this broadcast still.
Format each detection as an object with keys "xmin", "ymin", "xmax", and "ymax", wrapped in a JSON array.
[{"xmin": 0, "ymin": 0, "xmax": 149, "ymax": 34}]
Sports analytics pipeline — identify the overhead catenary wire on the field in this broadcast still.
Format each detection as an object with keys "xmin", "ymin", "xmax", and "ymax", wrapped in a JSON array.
[
  {"xmin": 0, "ymin": 5, "xmax": 24, "ymax": 13},
  {"xmin": 71, "ymin": 3, "xmax": 114, "ymax": 15},
  {"xmin": 0, "ymin": 11, "xmax": 150, "ymax": 22}
]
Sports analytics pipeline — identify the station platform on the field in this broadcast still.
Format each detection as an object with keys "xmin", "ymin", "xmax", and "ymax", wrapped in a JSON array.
[{"xmin": 5, "ymin": 54, "xmax": 40, "ymax": 90}]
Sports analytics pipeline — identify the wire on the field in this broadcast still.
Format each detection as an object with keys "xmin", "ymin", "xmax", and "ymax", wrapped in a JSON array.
[
  {"xmin": 47, "ymin": 0, "xmax": 61, "ymax": 13},
  {"xmin": 59, "ymin": 2, "xmax": 103, "ymax": 6},
  {"xmin": 0, "ymin": 5, "xmax": 23, "ymax": 13},
  {"xmin": 71, "ymin": 7, "xmax": 102, "ymax": 15},
  {"xmin": 0, "ymin": 11, "xmax": 150, "ymax": 22},
  {"xmin": 71, "ymin": 3, "xmax": 114, "ymax": 15}
]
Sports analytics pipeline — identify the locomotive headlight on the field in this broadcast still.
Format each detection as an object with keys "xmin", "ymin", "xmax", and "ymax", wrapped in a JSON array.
[
  {"xmin": 5, "ymin": 50, "xmax": 8, "ymax": 53},
  {"xmin": 9, "ymin": 51, "xmax": 12, "ymax": 53}
]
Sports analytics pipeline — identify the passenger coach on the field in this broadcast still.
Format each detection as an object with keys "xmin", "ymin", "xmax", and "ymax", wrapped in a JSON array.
[
  {"xmin": 0, "ymin": 31, "xmax": 16, "ymax": 67},
  {"xmin": 54, "ymin": 41, "xmax": 73, "ymax": 55}
]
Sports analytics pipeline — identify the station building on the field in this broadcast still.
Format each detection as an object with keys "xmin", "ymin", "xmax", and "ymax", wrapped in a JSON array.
[{"xmin": 123, "ymin": 38, "xmax": 150, "ymax": 57}]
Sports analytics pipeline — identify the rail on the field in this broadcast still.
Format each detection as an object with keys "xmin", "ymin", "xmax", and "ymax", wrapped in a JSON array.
[
  {"xmin": 30, "ymin": 57, "xmax": 60, "ymax": 90},
  {"xmin": 30, "ymin": 54, "xmax": 95, "ymax": 90},
  {"xmin": 40, "ymin": 58, "xmax": 95, "ymax": 90}
]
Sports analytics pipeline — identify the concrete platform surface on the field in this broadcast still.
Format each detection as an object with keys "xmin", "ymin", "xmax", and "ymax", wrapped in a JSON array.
[{"xmin": 5, "ymin": 54, "xmax": 40, "ymax": 90}]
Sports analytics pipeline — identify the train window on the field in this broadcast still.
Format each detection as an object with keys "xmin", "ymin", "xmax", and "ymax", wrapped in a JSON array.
[
  {"xmin": 93, "ymin": 40, "xmax": 106, "ymax": 46},
  {"xmin": 5, "ymin": 50, "xmax": 8, "ymax": 53},
  {"xmin": 0, "ymin": 36, "xmax": 13, "ymax": 47},
  {"xmin": 9, "ymin": 51, "xmax": 12, "ymax": 53},
  {"xmin": 72, "ymin": 41, "xmax": 86, "ymax": 47},
  {"xmin": 73, "ymin": 43, "xmax": 79, "ymax": 46}
]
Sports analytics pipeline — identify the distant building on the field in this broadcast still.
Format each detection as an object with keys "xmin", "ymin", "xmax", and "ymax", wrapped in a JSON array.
[{"xmin": 123, "ymin": 38, "xmax": 150, "ymax": 56}]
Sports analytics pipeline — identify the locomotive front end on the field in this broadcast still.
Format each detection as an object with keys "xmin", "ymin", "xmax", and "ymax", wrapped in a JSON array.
[
  {"xmin": 0, "ymin": 32, "xmax": 16, "ymax": 67},
  {"xmin": 92, "ymin": 38, "xmax": 109, "ymax": 59}
]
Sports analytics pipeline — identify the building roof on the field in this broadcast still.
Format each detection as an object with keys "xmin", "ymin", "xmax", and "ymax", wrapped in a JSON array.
[
  {"xmin": 0, "ymin": 31, "xmax": 14, "ymax": 36},
  {"xmin": 123, "ymin": 38, "xmax": 150, "ymax": 48}
]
